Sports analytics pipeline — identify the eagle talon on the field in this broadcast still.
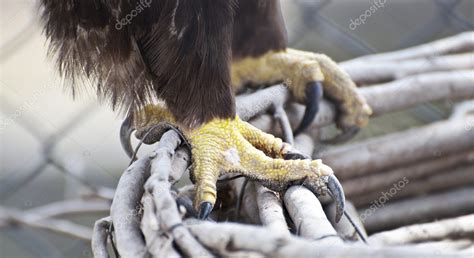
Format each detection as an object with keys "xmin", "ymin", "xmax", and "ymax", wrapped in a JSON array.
[
  {"xmin": 120, "ymin": 114, "xmax": 135, "ymax": 159},
  {"xmin": 327, "ymin": 174, "xmax": 345, "ymax": 223},
  {"xmin": 294, "ymin": 81, "xmax": 323, "ymax": 135},
  {"xmin": 187, "ymin": 116, "xmax": 347, "ymax": 222},
  {"xmin": 284, "ymin": 150, "xmax": 310, "ymax": 160},
  {"xmin": 198, "ymin": 202, "xmax": 213, "ymax": 220},
  {"xmin": 231, "ymin": 49, "xmax": 372, "ymax": 139},
  {"xmin": 130, "ymin": 106, "xmax": 345, "ymax": 222}
]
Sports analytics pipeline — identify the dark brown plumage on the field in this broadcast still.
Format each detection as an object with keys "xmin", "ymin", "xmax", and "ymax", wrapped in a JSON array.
[
  {"xmin": 233, "ymin": 0, "xmax": 288, "ymax": 59},
  {"xmin": 41, "ymin": 0, "xmax": 354, "ymax": 223},
  {"xmin": 40, "ymin": 0, "xmax": 287, "ymax": 128}
]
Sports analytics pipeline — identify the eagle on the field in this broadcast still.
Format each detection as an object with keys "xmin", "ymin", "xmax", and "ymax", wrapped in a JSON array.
[{"xmin": 41, "ymin": 0, "xmax": 372, "ymax": 221}]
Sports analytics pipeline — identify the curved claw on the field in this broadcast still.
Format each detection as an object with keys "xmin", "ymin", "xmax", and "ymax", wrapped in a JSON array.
[
  {"xmin": 327, "ymin": 174, "xmax": 345, "ymax": 223},
  {"xmin": 322, "ymin": 125, "xmax": 360, "ymax": 145},
  {"xmin": 198, "ymin": 202, "xmax": 213, "ymax": 220},
  {"xmin": 294, "ymin": 81, "xmax": 323, "ymax": 136},
  {"xmin": 120, "ymin": 113, "xmax": 135, "ymax": 159},
  {"xmin": 284, "ymin": 150, "xmax": 311, "ymax": 160}
]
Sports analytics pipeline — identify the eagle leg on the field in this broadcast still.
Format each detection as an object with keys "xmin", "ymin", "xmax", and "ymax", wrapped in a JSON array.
[
  {"xmin": 132, "ymin": 106, "xmax": 345, "ymax": 222},
  {"xmin": 231, "ymin": 48, "xmax": 372, "ymax": 140}
]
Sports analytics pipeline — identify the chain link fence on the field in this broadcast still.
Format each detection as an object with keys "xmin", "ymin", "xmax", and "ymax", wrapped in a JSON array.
[{"xmin": 0, "ymin": 0, "xmax": 473, "ymax": 257}]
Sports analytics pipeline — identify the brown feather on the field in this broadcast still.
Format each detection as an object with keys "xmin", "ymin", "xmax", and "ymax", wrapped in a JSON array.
[
  {"xmin": 41, "ymin": 0, "xmax": 286, "ymax": 129},
  {"xmin": 232, "ymin": 0, "xmax": 288, "ymax": 59},
  {"xmin": 41, "ymin": 0, "xmax": 156, "ymax": 113}
]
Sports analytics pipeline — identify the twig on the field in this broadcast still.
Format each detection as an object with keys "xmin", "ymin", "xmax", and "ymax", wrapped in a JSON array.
[
  {"xmin": 110, "ymin": 156, "xmax": 151, "ymax": 258},
  {"xmin": 236, "ymin": 85, "xmax": 289, "ymax": 121},
  {"xmin": 143, "ymin": 130, "xmax": 212, "ymax": 257},
  {"xmin": 362, "ymin": 187, "xmax": 474, "ymax": 233},
  {"xmin": 344, "ymin": 53, "xmax": 474, "ymax": 85},
  {"xmin": 274, "ymin": 106, "xmax": 294, "ymax": 145},
  {"xmin": 341, "ymin": 32, "xmax": 474, "ymax": 65},
  {"xmin": 242, "ymin": 71, "xmax": 474, "ymax": 132},
  {"xmin": 326, "ymin": 202, "xmax": 367, "ymax": 242},
  {"xmin": 229, "ymin": 178, "xmax": 261, "ymax": 224},
  {"xmin": 92, "ymin": 216, "xmax": 112, "ymax": 258},
  {"xmin": 353, "ymin": 165, "xmax": 474, "ymax": 207},
  {"xmin": 359, "ymin": 70, "xmax": 474, "ymax": 116},
  {"xmin": 342, "ymin": 149, "xmax": 474, "ymax": 198},
  {"xmin": 369, "ymin": 214, "xmax": 474, "ymax": 246},
  {"xmin": 26, "ymin": 199, "xmax": 110, "ymax": 221},
  {"xmin": 186, "ymin": 220, "xmax": 466, "ymax": 258},
  {"xmin": 321, "ymin": 117, "xmax": 474, "ymax": 180},
  {"xmin": 0, "ymin": 207, "xmax": 93, "ymax": 241},
  {"xmin": 410, "ymin": 239, "xmax": 473, "ymax": 251},
  {"xmin": 255, "ymin": 184, "xmax": 289, "ymax": 235},
  {"xmin": 283, "ymin": 186, "xmax": 342, "ymax": 244}
]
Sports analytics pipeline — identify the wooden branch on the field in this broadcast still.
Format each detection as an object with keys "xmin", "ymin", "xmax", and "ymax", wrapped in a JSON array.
[
  {"xmin": 27, "ymin": 199, "xmax": 110, "ymax": 220},
  {"xmin": 321, "ymin": 117, "xmax": 474, "ymax": 180},
  {"xmin": 110, "ymin": 156, "xmax": 151, "ymax": 258},
  {"xmin": 187, "ymin": 221, "xmax": 465, "ymax": 258},
  {"xmin": 82, "ymin": 186, "xmax": 116, "ymax": 201},
  {"xmin": 255, "ymin": 184, "xmax": 289, "ymax": 235},
  {"xmin": 0, "ymin": 207, "xmax": 93, "ymax": 241},
  {"xmin": 143, "ymin": 130, "xmax": 211, "ymax": 258},
  {"xmin": 352, "ymin": 165, "xmax": 474, "ymax": 207},
  {"xmin": 342, "ymin": 149, "xmax": 474, "ymax": 198},
  {"xmin": 361, "ymin": 187, "xmax": 474, "ymax": 233},
  {"xmin": 236, "ymin": 85, "xmax": 289, "ymax": 121},
  {"xmin": 359, "ymin": 70, "xmax": 474, "ymax": 116},
  {"xmin": 140, "ymin": 192, "xmax": 181, "ymax": 258},
  {"xmin": 342, "ymin": 32, "xmax": 474, "ymax": 65},
  {"xmin": 326, "ymin": 201, "xmax": 367, "ymax": 242},
  {"xmin": 92, "ymin": 216, "xmax": 111, "ymax": 258},
  {"xmin": 293, "ymin": 133, "xmax": 316, "ymax": 157},
  {"xmin": 101, "ymin": 33, "xmax": 474, "ymax": 257},
  {"xmin": 344, "ymin": 53, "xmax": 474, "ymax": 86},
  {"xmin": 237, "ymin": 180, "xmax": 261, "ymax": 224},
  {"xmin": 241, "ymin": 71, "xmax": 474, "ymax": 133},
  {"xmin": 283, "ymin": 131, "xmax": 342, "ymax": 242},
  {"xmin": 283, "ymin": 186, "xmax": 343, "ymax": 244},
  {"xmin": 369, "ymin": 214, "xmax": 474, "ymax": 246},
  {"xmin": 0, "ymin": 199, "xmax": 109, "ymax": 228},
  {"xmin": 274, "ymin": 105, "xmax": 294, "ymax": 144},
  {"xmin": 410, "ymin": 239, "xmax": 473, "ymax": 251},
  {"xmin": 451, "ymin": 100, "xmax": 474, "ymax": 119}
]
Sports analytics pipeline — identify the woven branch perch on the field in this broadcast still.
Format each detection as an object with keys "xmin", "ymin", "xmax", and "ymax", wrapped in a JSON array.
[
  {"xmin": 84, "ymin": 32, "xmax": 474, "ymax": 257},
  {"xmin": 321, "ymin": 117, "xmax": 474, "ymax": 180},
  {"xmin": 369, "ymin": 214, "xmax": 474, "ymax": 246}
]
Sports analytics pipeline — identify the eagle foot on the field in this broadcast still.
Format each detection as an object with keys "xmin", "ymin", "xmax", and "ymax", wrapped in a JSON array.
[
  {"xmin": 231, "ymin": 48, "xmax": 372, "ymax": 139},
  {"xmin": 125, "ymin": 106, "xmax": 345, "ymax": 222},
  {"xmin": 187, "ymin": 116, "xmax": 344, "ymax": 221}
]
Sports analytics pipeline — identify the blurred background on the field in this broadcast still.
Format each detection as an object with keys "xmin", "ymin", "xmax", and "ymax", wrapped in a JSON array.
[{"xmin": 1, "ymin": 0, "xmax": 473, "ymax": 257}]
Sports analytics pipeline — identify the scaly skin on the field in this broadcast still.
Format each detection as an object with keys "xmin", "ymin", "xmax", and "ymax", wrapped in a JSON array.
[
  {"xmin": 231, "ymin": 49, "xmax": 372, "ymax": 129},
  {"xmin": 187, "ymin": 115, "xmax": 333, "ymax": 211},
  {"xmin": 131, "ymin": 48, "xmax": 366, "ymax": 218},
  {"xmin": 133, "ymin": 106, "xmax": 334, "ymax": 214}
]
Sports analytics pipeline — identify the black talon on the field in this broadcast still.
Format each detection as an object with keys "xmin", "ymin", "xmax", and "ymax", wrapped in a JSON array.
[
  {"xmin": 198, "ymin": 202, "xmax": 213, "ymax": 220},
  {"xmin": 284, "ymin": 150, "xmax": 310, "ymax": 160},
  {"xmin": 294, "ymin": 82, "xmax": 323, "ymax": 136},
  {"xmin": 327, "ymin": 174, "xmax": 345, "ymax": 223},
  {"xmin": 120, "ymin": 113, "xmax": 135, "ymax": 159},
  {"xmin": 322, "ymin": 125, "xmax": 360, "ymax": 145}
]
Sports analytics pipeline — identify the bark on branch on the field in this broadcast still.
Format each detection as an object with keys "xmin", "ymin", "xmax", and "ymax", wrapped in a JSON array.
[
  {"xmin": 321, "ymin": 117, "xmax": 474, "ymax": 180},
  {"xmin": 369, "ymin": 214, "xmax": 474, "ymax": 246}
]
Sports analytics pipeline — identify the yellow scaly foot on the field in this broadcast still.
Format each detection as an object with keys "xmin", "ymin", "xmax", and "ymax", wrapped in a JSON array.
[
  {"xmin": 124, "ymin": 105, "xmax": 345, "ymax": 221},
  {"xmin": 231, "ymin": 48, "xmax": 372, "ymax": 139}
]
